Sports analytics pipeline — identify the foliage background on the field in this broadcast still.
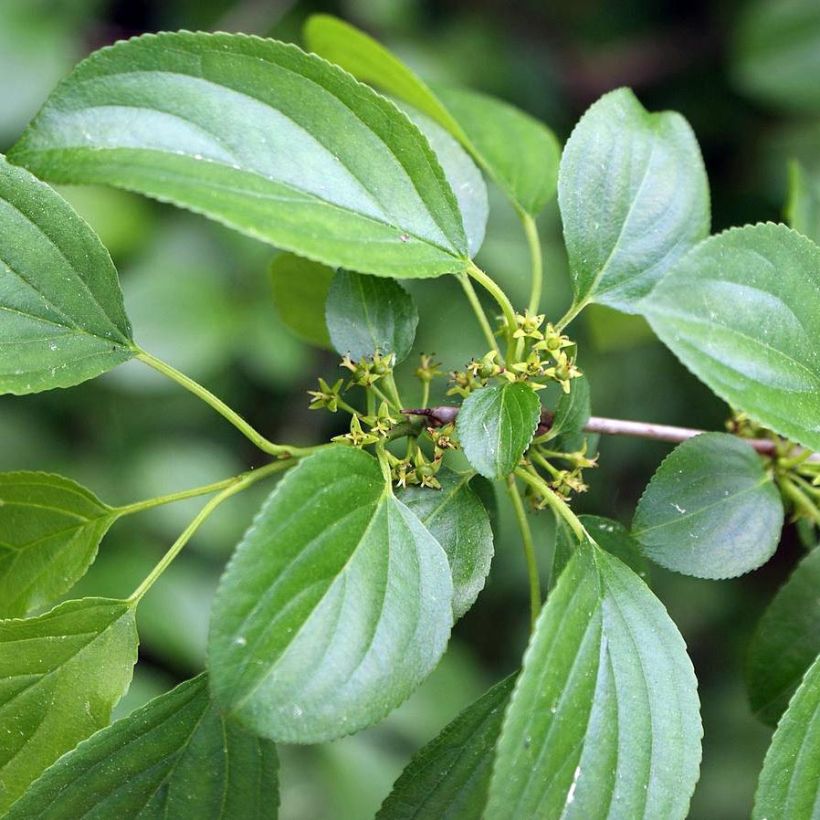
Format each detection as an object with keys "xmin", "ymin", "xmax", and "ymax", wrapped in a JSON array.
[{"xmin": 0, "ymin": 0, "xmax": 815, "ymax": 817}]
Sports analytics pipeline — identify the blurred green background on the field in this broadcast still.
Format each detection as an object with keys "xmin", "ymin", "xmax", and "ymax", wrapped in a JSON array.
[{"xmin": 1, "ymin": 0, "xmax": 818, "ymax": 817}]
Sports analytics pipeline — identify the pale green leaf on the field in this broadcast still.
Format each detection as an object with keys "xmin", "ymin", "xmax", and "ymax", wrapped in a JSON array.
[
  {"xmin": 641, "ymin": 224, "xmax": 820, "ymax": 452},
  {"xmin": 487, "ymin": 543, "xmax": 701, "ymax": 820},
  {"xmin": 377, "ymin": 674, "xmax": 515, "ymax": 820},
  {"xmin": 0, "ymin": 598, "xmax": 138, "ymax": 812},
  {"xmin": 787, "ymin": 160, "xmax": 820, "ymax": 244},
  {"xmin": 304, "ymin": 15, "xmax": 560, "ymax": 216},
  {"xmin": 746, "ymin": 547, "xmax": 820, "ymax": 726},
  {"xmin": 0, "ymin": 472, "xmax": 117, "ymax": 618},
  {"xmin": 9, "ymin": 32, "xmax": 469, "ymax": 280},
  {"xmin": 456, "ymin": 383, "xmax": 541, "ymax": 480},
  {"xmin": 269, "ymin": 253, "xmax": 333, "ymax": 348},
  {"xmin": 399, "ymin": 468, "xmax": 494, "ymax": 619},
  {"xmin": 753, "ymin": 653, "xmax": 820, "ymax": 819},
  {"xmin": 558, "ymin": 88, "xmax": 710, "ymax": 312},
  {"xmin": 325, "ymin": 270, "xmax": 418, "ymax": 363},
  {"xmin": 0, "ymin": 154, "xmax": 133, "ymax": 394},
  {"xmin": 5, "ymin": 674, "xmax": 279, "ymax": 819},
  {"xmin": 208, "ymin": 446, "xmax": 453, "ymax": 743}
]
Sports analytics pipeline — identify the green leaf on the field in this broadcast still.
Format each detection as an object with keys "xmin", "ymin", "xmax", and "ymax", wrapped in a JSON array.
[
  {"xmin": 0, "ymin": 597, "xmax": 138, "ymax": 812},
  {"xmin": 641, "ymin": 224, "xmax": 820, "ymax": 452},
  {"xmin": 549, "ymin": 515, "xmax": 576, "ymax": 591},
  {"xmin": 543, "ymin": 374, "xmax": 591, "ymax": 448},
  {"xmin": 377, "ymin": 674, "xmax": 515, "ymax": 820},
  {"xmin": 787, "ymin": 160, "xmax": 820, "ymax": 244},
  {"xmin": 399, "ymin": 468, "xmax": 494, "ymax": 619},
  {"xmin": 304, "ymin": 15, "xmax": 560, "ymax": 216},
  {"xmin": 746, "ymin": 547, "xmax": 820, "ymax": 726},
  {"xmin": 456, "ymin": 383, "xmax": 541, "ymax": 480},
  {"xmin": 9, "ymin": 32, "xmax": 469, "ymax": 280},
  {"xmin": 5, "ymin": 674, "xmax": 279, "ymax": 819},
  {"xmin": 733, "ymin": 0, "xmax": 820, "ymax": 113},
  {"xmin": 0, "ymin": 472, "xmax": 117, "ymax": 618},
  {"xmin": 632, "ymin": 434, "xmax": 784, "ymax": 579},
  {"xmin": 486, "ymin": 543, "xmax": 701, "ymax": 819},
  {"xmin": 325, "ymin": 270, "xmax": 419, "ymax": 363},
  {"xmin": 753, "ymin": 653, "xmax": 820, "ymax": 819},
  {"xmin": 558, "ymin": 88, "xmax": 710, "ymax": 313},
  {"xmin": 269, "ymin": 253, "xmax": 333, "ymax": 348},
  {"xmin": 208, "ymin": 446, "xmax": 453, "ymax": 743},
  {"xmin": 0, "ymin": 154, "xmax": 133, "ymax": 395}
]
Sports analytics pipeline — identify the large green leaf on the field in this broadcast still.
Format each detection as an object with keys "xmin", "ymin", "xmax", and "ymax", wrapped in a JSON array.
[
  {"xmin": 269, "ymin": 253, "xmax": 333, "ymax": 348},
  {"xmin": 632, "ymin": 434, "xmax": 784, "ymax": 579},
  {"xmin": 456, "ymin": 382, "xmax": 541, "ymax": 480},
  {"xmin": 5, "ymin": 674, "xmax": 279, "ymax": 819},
  {"xmin": 746, "ymin": 547, "xmax": 820, "ymax": 726},
  {"xmin": 558, "ymin": 88, "xmax": 710, "ymax": 313},
  {"xmin": 399, "ymin": 468, "xmax": 494, "ymax": 619},
  {"xmin": 208, "ymin": 446, "xmax": 453, "ymax": 743},
  {"xmin": 641, "ymin": 224, "xmax": 820, "ymax": 452},
  {"xmin": 0, "ymin": 154, "xmax": 133, "ymax": 394},
  {"xmin": 787, "ymin": 160, "xmax": 820, "ymax": 244},
  {"xmin": 0, "ymin": 598, "xmax": 138, "ymax": 812},
  {"xmin": 325, "ymin": 270, "xmax": 418, "ymax": 363},
  {"xmin": 486, "ymin": 543, "xmax": 701, "ymax": 819},
  {"xmin": 542, "ymin": 374, "xmax": 591, "ymax": 449},
  {"xmin": 9, "ymin": 32, "xmax": 469, "ymax": 280},
  {"xmin": 753, "ymin": 653, "xmax": 820, "ymax": 819},
  {"xmin": 733, "ymin": 0, "xmax": 820, "ymax": 113},
  {"xmin": 0, "ymin": 472, "xmax": 117, "ymax": 618},
  {"xmin": 304, "ymin": 15, "xmax": 560, "ymax": 217},
  {"xmin": 377, "ymin": 674, "xmax": 515, "ymax": 820}
]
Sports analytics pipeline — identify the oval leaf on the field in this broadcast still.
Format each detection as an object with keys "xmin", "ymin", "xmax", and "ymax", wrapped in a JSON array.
[
  {"xmin": 377, "ymin": 674, "xmax": 515, "ymax": 820},
  {"xmin": 208, "ymin": 446, "xmax": 453, "ymax": 743},
  {"xmin": 0, "ymin": 472, "xmax": 116, "ymax": 618},
  {"xmin": 0, "ymin": 154, "xmax": 133, "ymax": 394},
  {"xmin": 9, "ymin": 33, "xmax": 469, "ymax": 280},
  {"xmin": 304, "ymin": 15, "xmax": 560, "ymax": 216},
  {"xmin": 0, "ymin": 598, "xmax": 138, "ymax": 812},
  {"xmin": 487, "ymin": 543, "xmax": 701, "ymax": 819},
  {"xmin": 6, "ymin": 674, "xmax": 279, "ymax": 819},
  {"xmin": 399, "ymin": 468, "xmax": 494, "ymax": 619},
  {"xmin": 543, "ymin": 374, "xmax": 591, "ymax": 450},
  {"xmin": 325, "ymin": 270, "xmax": 419, "ymax": 362},
  {"xmin": 632, "ymin": 433, "xmax": 784, "ymax": 579},
  {"xmin": 641, "ymin": 224, "xmax": 820, "ymax": 452},
  {"xmin": 753, "ymin": 653, "xmax": 820, "ymax": 819},
  {"xmin": 456, "ymin": 383, "xmax": 541, "ymax": 480},
  {"xmin": 746, "ymin": 547, "xmax": 820, "ymax": 726},
  {"xmin": 558, "ymin": 88, "xmax": 710, "ymax": 313},
  {"xmin": 269, "ymin": 253, "xmax": 333, "ymax": 348}
]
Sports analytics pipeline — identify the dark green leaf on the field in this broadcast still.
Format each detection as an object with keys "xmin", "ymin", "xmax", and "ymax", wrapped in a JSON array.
[
  {"xmin": 399, "ymin": 468, "xmax": 494, "ymax": 619},
  {"xmin": 269, "ymin": 253, "xmax": 333, "ymax": 348},
  {"xmin": 304, "ymin": 15, "xmax": 560, "ymax": 216},
  {"xmin": 9, "ymin": 33, "xmax": 469, "ymax": 280},
  {"xmin": 325, "ymin": 270, "xmax": 418, "ymax": 363},
  {"xmin": 753, "ymin": 653, "xmax": 820, "ymax": 819},
  {"xmin": 641, "ymin": 224, "xmax": 820, "ymax": 452},
  {"xmin": 487, "ymin": 543, "xmax": 701, "ymax": 819},
  {"xmin": 377, "ymin": 675, "xmax": 515, "ymax": 820},
  {"xmin": 549, "ymin": 515, "xmax": 575, "ymax": 591},
  {"xmin": 633, "ymin": 434, "xmax": 783, "ymax": 579},
  {"xmin": 456, "ymin": 383, "xmax": 541, "ymax": 480},
  {"xmin": 746, "ymin": 547, "xmax": 820, "ymax": 726},
  {"xmin": 0, "ymin": 472, "xmax": 117, "ymax": 618},
  {"xmin": 543, "ymin": 375, "xmax": 591, "ymax": 449},
  {"xmin": 0, "ymin": 154, "xmax": 133, "ymax": 394},
  {"xmin": 787, "ymin": 160, "xmax": 820, "ymax": 244},
  {"xmin": 0, "ymin": 598, "xmax": 138, "ymax": 812},
  {"xmin": 558, "ymin": 88, "xmax": 710, "ymax": 313},
  {"xmin": 208, "ymin": 446, "xmax": 453, "ymax": 743},
  {"xmin": 5, "ymin": 674, "xmax": 279, "ymax": 819}
]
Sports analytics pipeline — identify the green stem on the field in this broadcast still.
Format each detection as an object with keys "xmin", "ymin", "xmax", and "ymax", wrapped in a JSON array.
[
  {"xmin": 115, "ymin": 476, "xmax": 243, "ymax": 517},
  {"xmin": 555, "ymin": 299, "xmax": 588, "ymax": 333},
  {"xmin": 506, "ymin": 475, "xmax": 541, "ymax": 630},
  {"xmin": 520, "ymin": 211, "xmax": 543, "ymax": 315},
  {"xmin": 530, "ymin": 449, "xmax": 562, "ymax": 479},
  {"xmin": 384, "ymin": 372, "xmax": 403, "ymax": 409},
  {"xmin": 136, "ymin": 348, "xmax": 314, "ymax": 458},
  {"xmin": 515, "ymin": 467, "xmax": 587, "ymax": 541},
  {"xmin": 420, "ymin": 379, "xmax": 430, "ymax": 410},
  {"xmin": 128, "ymin": 460, "xmax": 292, "ymax": 603},
  {"xmin": 467, "ymin": 262, "xmax": 518, "ymax": 355},
  {"xmin": 778, "ymin": 476, "xmax": 820, "ymax": 525},
  {"xmin": 457, "ymin": 273, "xmax": 500, "ymax": 356}
]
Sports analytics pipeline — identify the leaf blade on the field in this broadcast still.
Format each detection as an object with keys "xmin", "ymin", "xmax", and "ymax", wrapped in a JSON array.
[{"xmin": 269, "ymin": 253, "xmax": 333, "ymax": 348}]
